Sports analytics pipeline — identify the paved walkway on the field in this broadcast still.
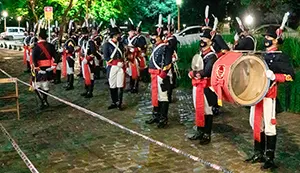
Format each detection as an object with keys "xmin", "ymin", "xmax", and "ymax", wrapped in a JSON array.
[{"xmin": 0, "ymin": 49, "xmax": 300, "ymax": 173}]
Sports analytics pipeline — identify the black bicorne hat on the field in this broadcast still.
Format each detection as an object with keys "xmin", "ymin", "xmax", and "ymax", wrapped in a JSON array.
[
  {"xmin": 263, "ymin": 25, "xmax": 284, "ymax": 44},
  {"xmin": 200, "ymin": 28, "xmax": 213, "ymax": 40}
]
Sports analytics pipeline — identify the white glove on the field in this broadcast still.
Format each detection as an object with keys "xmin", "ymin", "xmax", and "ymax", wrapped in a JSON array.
[
  {"xmin": 266, "ymin": 70, "xmax": 275, "ymax": 80},
  {"xmin": 117, "ymin": 62, "xmax": 124, "ymax": 68},
  {"xmin": 129, "ymin": 48, "xmax": 134, "ymax": 52},
  {"xmin": 172, "ymin": 57, "xmax": 177, "ymax": 63},
  {"xmin": 58, "ymin": 48, "xmax": 63, "ymax": 53},
  {"xmin": 46, "ymin": 66, "xmax": 55, "ymax": 71},
  {"xmin": 234, "ymin": 33, "xmax": 239, "ymax": 42},
  {"xmin": 38, "ymin": 70, "xmax": 46, "ymax": 74},
  {"xmin": 82, "ymin": 59, "xmax": 88, "ymax": 64},
  {"xmin": 141, "ymin": 53, "xmax": 146, "ymax": 57},
  {"xmin": 158, "ymin": 76, "xmax": 163, "ymax": 84}
]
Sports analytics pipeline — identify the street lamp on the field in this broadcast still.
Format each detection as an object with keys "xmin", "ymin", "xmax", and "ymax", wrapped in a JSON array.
[
  {"xmin": 2, "ymin": 11, "xmax": 8, "ymax": 31},
  {"xmin": 245, "ymin": 15, "xmax": 254, "ymax": 28},
  {"xmin": 17, "ymin": 16, "xmax": 22, "ymax": 32},
  {"xmin": 176, "ymin": 0, "xmax": 182, "ymax": 32}
]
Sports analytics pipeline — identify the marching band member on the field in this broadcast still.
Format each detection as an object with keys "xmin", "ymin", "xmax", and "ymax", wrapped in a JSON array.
[
  {"xmin": 102, "ymin": 19, "xmax": 125, "ymax": 109},
  {"xmin": 31, "ymin": 28, "xmax": 56, "ymax": 110},
  {"xmin": 246, "ymin": 14, "xmax": 295, "ymax": 170},
  {"xmin": 135, "ymin": 21, "xmax": 148, "ymax": 82},
  {"xmin": 91, "ymin": 25, "xmax": 103, "ymax": 79},
  {"xmin": 51, "ymin": 23, "xmax": 62, "ymax": 84},
  {"xmin": 163, "ymin": 15, "xmax": 178, "ymax": 103},
  {"xmin": 62, "ymin": 20, "xmax": 76, "ymax": 91},
  {"xmin": 23, "ymin": 22, "xmax": 31, "ymax": 73},
  {"xmin": 124, "ymin": 18, "xmax": 140, "ymax": 93},
  {"xmin": 145, "ymin": 14, "xmax": 173, "ymax": 128}
]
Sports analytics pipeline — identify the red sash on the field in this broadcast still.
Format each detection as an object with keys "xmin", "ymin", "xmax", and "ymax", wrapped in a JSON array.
[
  {"xmin": 62, "ymin": 50, "xmax": 67, "ymax": 77},
  {"xmin": 149, "ymin": 69, "xmax": 160, "ymax": 107},
  {"xmin": 37, "ymin": 43, "xmax": 53, "ymax": 67},
  {"xmin": 84, "ymin": 63, "xmax": 91, "ymax": 85},
  {"xmin": 23, "ymin": 46, "xmax": 28, "ymax": 64}
]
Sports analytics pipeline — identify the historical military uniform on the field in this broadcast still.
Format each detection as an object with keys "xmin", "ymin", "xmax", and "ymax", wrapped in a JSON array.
[
  {"xmin": 62, "ymin": 37, "xmax": 76, "ymax": 90},
  {"xmin": 163, "ymin": 24, "xmax": 178, "ymax": 103},
  {"xmin": 188, "ymin": 27, "xmax": 218, "ymax": 145},
  {"xmin": 31, "ymin": 29, "xmax": 56, "ymax": 109},
  {"xmin": 103, "ymin": 22, "xmax": 125, "ymax": 109},
  {"xmin": 247, "ymin": 25, "xmax": 295, "ymax": 169},
  {"xmin": 136, "ymin": 22, "xmax": 148, "ymax": 82},
  {"xmin": 90, "ymin": 29, "xmax": 103, "ymax": 79},
  {"xmin": 234, "ymin": 17, "xmax": 256, "ymax": 51},
  {"xmin": 145, "ymin": 25, "xmax": 173, "ymax": 128},
  {"xmin": 51, "ymin": 28, "xmax": 62, "ymax": 84},
  {"xmin": 80, "ymin": 27, "xmax": 98, "ymax": 98},
  {"xmin": 124, "ymin": 22, "xmax": 140, "ymax": 93}
]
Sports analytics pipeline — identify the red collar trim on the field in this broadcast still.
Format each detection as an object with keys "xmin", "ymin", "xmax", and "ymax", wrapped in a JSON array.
[
  {"xmin": 267, "ymin": 46, "xmax": 278, "ymax": 52},
  {"xmin": 202, "ymin": 47, "xmax": 212, "ymax": 56}
]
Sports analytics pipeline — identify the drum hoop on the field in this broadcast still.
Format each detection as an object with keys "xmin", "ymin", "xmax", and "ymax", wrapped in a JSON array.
[{"xmin": 228, "ymin": 54, "xmax": 270, "ymax": 106}]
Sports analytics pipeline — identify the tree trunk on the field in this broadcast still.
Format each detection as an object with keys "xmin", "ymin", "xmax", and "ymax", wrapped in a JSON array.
[
  {"xmin": 28, "ymin": 0, "xmax": 38, "ymax": 23},
  {"xmin": 59, "ymin": 0, "xmax": 74, "ymax": 41}
]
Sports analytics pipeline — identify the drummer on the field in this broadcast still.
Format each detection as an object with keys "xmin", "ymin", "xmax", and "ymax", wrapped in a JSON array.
[
  {"xmin": 188, "ymin": 22, "xmax": 218, "ymax": 145},
  {"xmin": 246, "ymin": 24, "xmax": 295, "ymax": 170}
]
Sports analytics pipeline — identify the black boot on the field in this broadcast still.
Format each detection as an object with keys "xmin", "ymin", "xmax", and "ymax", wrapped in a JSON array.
[
  {"xmin": 199, "ymin": 115, "xmax": 213, "ymax": 145},
  {"xmin": 145, "ymin": 105, "xmax": 160, "ymax": 124},
  {"xmin": 85, "ymin": 80, "xmax": 94, "ymax": 98},
  {"xmin": 66, "ymin": 74, "xmax": 74, "ymax": 90},
  {"xmin": 81, "ymin": 85, "xmax": 88, "ymax": 96},
  {"xmin": 108, "ymin": 88, "xmax": 118, "ymax": 109},
  {"xmin": 188, "ymin": 126, "xmax": 204, "ymax": 140},
  {"xmin": 262, "ymin": 135, "xmax": 278, "ymax": 170},
  {"xmin": 54, "ymin": 70, "xmax": 61, "ymax": 84},
  {"xmin": 24, "ymin": 61, "xmax": 31, "ymax": 73},
  {"xmin": 35, "ymin": 90, "xmax": 47, "ymax": 110},
  {"xmin": 42, "ymin": 92, "xmax": 49, "ymax": 108},
  {"xmin": 245, "ymin": 132, "xmax": 266, "ymax": 163},
  {"xmin": 95, "ymin": 66, "xmax": 100, "ymax": 79},
  {"xmin": 63, "ymin": 75, "xmax": 70, "ymax": 88},
  {"xmin": 118, "ymin": 88, "xmax": 124, "ymax": 110},
  {"xmin": 168, "ymin": 87, "xmax": 173, "ymax": 103},
  {"xmin": 157, "ymin": 101, "xmax": 169, "ymax": 128},
  {"xmin": 132, "ymin": 79, "xmax": 139, "ymax": 93},
  {"xmin": 129, "ymin": 77, "xmax": 134, "ymax": 93}
]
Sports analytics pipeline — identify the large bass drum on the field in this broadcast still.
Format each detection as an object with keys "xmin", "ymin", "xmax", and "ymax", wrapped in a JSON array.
[{"xmin": 211, "ymin": 51, "xmax": 270, "ymax": 106}]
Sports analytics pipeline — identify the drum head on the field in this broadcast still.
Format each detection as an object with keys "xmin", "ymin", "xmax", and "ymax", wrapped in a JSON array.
[
  {"xmin": 191, "ymin": 54, "xmax": 203, "ymax": 71},
  {"xmin": 228, "ymin": 54, "xmax": 270, "ymax": 106}
]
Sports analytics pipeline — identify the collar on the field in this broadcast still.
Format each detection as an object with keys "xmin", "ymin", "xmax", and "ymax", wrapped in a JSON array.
[
  {"xmin": 201, "ymin": 47, "xmax": 212, "ymax": 56},
  {"xmin": 266, "ymin": 46, "xmax": 278, "ymax": 52},
  {"xmin": 155, "ymin": 40, "xmax": 164, "ymax": 46},
  {"xmin": 38, "ymin": 40, "xmax": 46, "ymax": 43}
]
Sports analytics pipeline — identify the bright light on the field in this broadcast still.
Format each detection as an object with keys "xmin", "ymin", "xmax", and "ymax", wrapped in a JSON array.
[
  {"xmin": 287, "ymin": 12, "xmax": 290, "ymax": 16},
  {"xmin": 183, "ymin": 24, "xmax": 186, "ymax": 28},
  {"xmin": 176, "ymin": 0, "xmax": 182, "ymax": 5},
  {"xmin": 17, "ymin": 16, "xmax": 22, "ymax": 21},
  {"xmin": 227, "ymin": 17, "xmax": 231, "ymax": 21},
  {"xmin": 245, "ymin": 15, "xmax": 254, "ymax": 25},
  {"xmin": 2, "ymin": 11, "xmax": 8, "ymax": 18}
]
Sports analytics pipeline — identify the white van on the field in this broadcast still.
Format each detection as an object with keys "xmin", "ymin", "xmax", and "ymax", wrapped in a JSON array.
[{"xmin": 0, "ymin": 27, "xmax": 26, "ymax": 40}]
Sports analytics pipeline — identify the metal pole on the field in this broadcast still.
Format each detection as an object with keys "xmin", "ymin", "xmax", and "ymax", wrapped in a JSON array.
[
  {"xmin": 18, "ymin": 21, "xmax": 20, "ymax": 32},
  {"xmin": 177, "ymin": 5, "xmax": 180, "ymax": 32},
  {"xmin": 48, "ymin": 19, "xmax": 50, "ymax": 42},
  {"xmin": 4, "ymin": 17, "xmax": 6, "ymax": 31}
]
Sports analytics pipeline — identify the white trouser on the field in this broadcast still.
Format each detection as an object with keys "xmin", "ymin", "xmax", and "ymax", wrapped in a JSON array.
[
  {"xmin": 157, "ymin": 76, "xmax": 168, "ymax": 102},
  {"xmin": 26, "ymin": 50, "xmax": 30, "ymax": 61},
  {"xmin": 33, "ymin": 81, "xmax": 50, "ymax": 91},
  {"xmin": 167, "ymin": 69, "xmax": 173, "ymax": 84},
  {"xmin": 192, "ymin": 86, "xmax": 213, "ymax": 115},
  {"xmin": 249, "ymin": 98, "xmax": 276, "ymax": 136},
  {"xmin": 109, "ymin": 65, "xmax": 124, "ymax": 88},
  {"xmin": 56, "ymin": 62, "xmax": 62, "ymax": 70},
  {"xmin": 67, "ymin": 61, "xmax": 74, "ymax": 75},
  {"xmin": 94, "ymin": 58, "xmax": 100, "ymax": 66}
]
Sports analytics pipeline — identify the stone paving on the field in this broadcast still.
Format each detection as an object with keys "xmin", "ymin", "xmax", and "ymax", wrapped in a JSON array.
[{"xmin": 1, "ymin": 49, "xmax": 300, "ymax": 173}]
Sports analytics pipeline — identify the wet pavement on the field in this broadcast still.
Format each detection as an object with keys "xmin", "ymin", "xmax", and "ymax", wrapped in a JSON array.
[{"xmin": 1, "ymin": 49, "xmax": 300, "ymax": 173}]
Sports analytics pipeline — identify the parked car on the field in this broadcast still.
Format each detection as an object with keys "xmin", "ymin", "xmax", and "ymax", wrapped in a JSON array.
[
  {"xmin": 252, "ymin": 24, "xmax": 299, "ymax": 38},
  {"xmin": 0, "ymin": 27, "xmax": 26, "ymax": 40},
  {"xmin": 173, "ymin": 26, "xmax": 202, "ymax": 45}
]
